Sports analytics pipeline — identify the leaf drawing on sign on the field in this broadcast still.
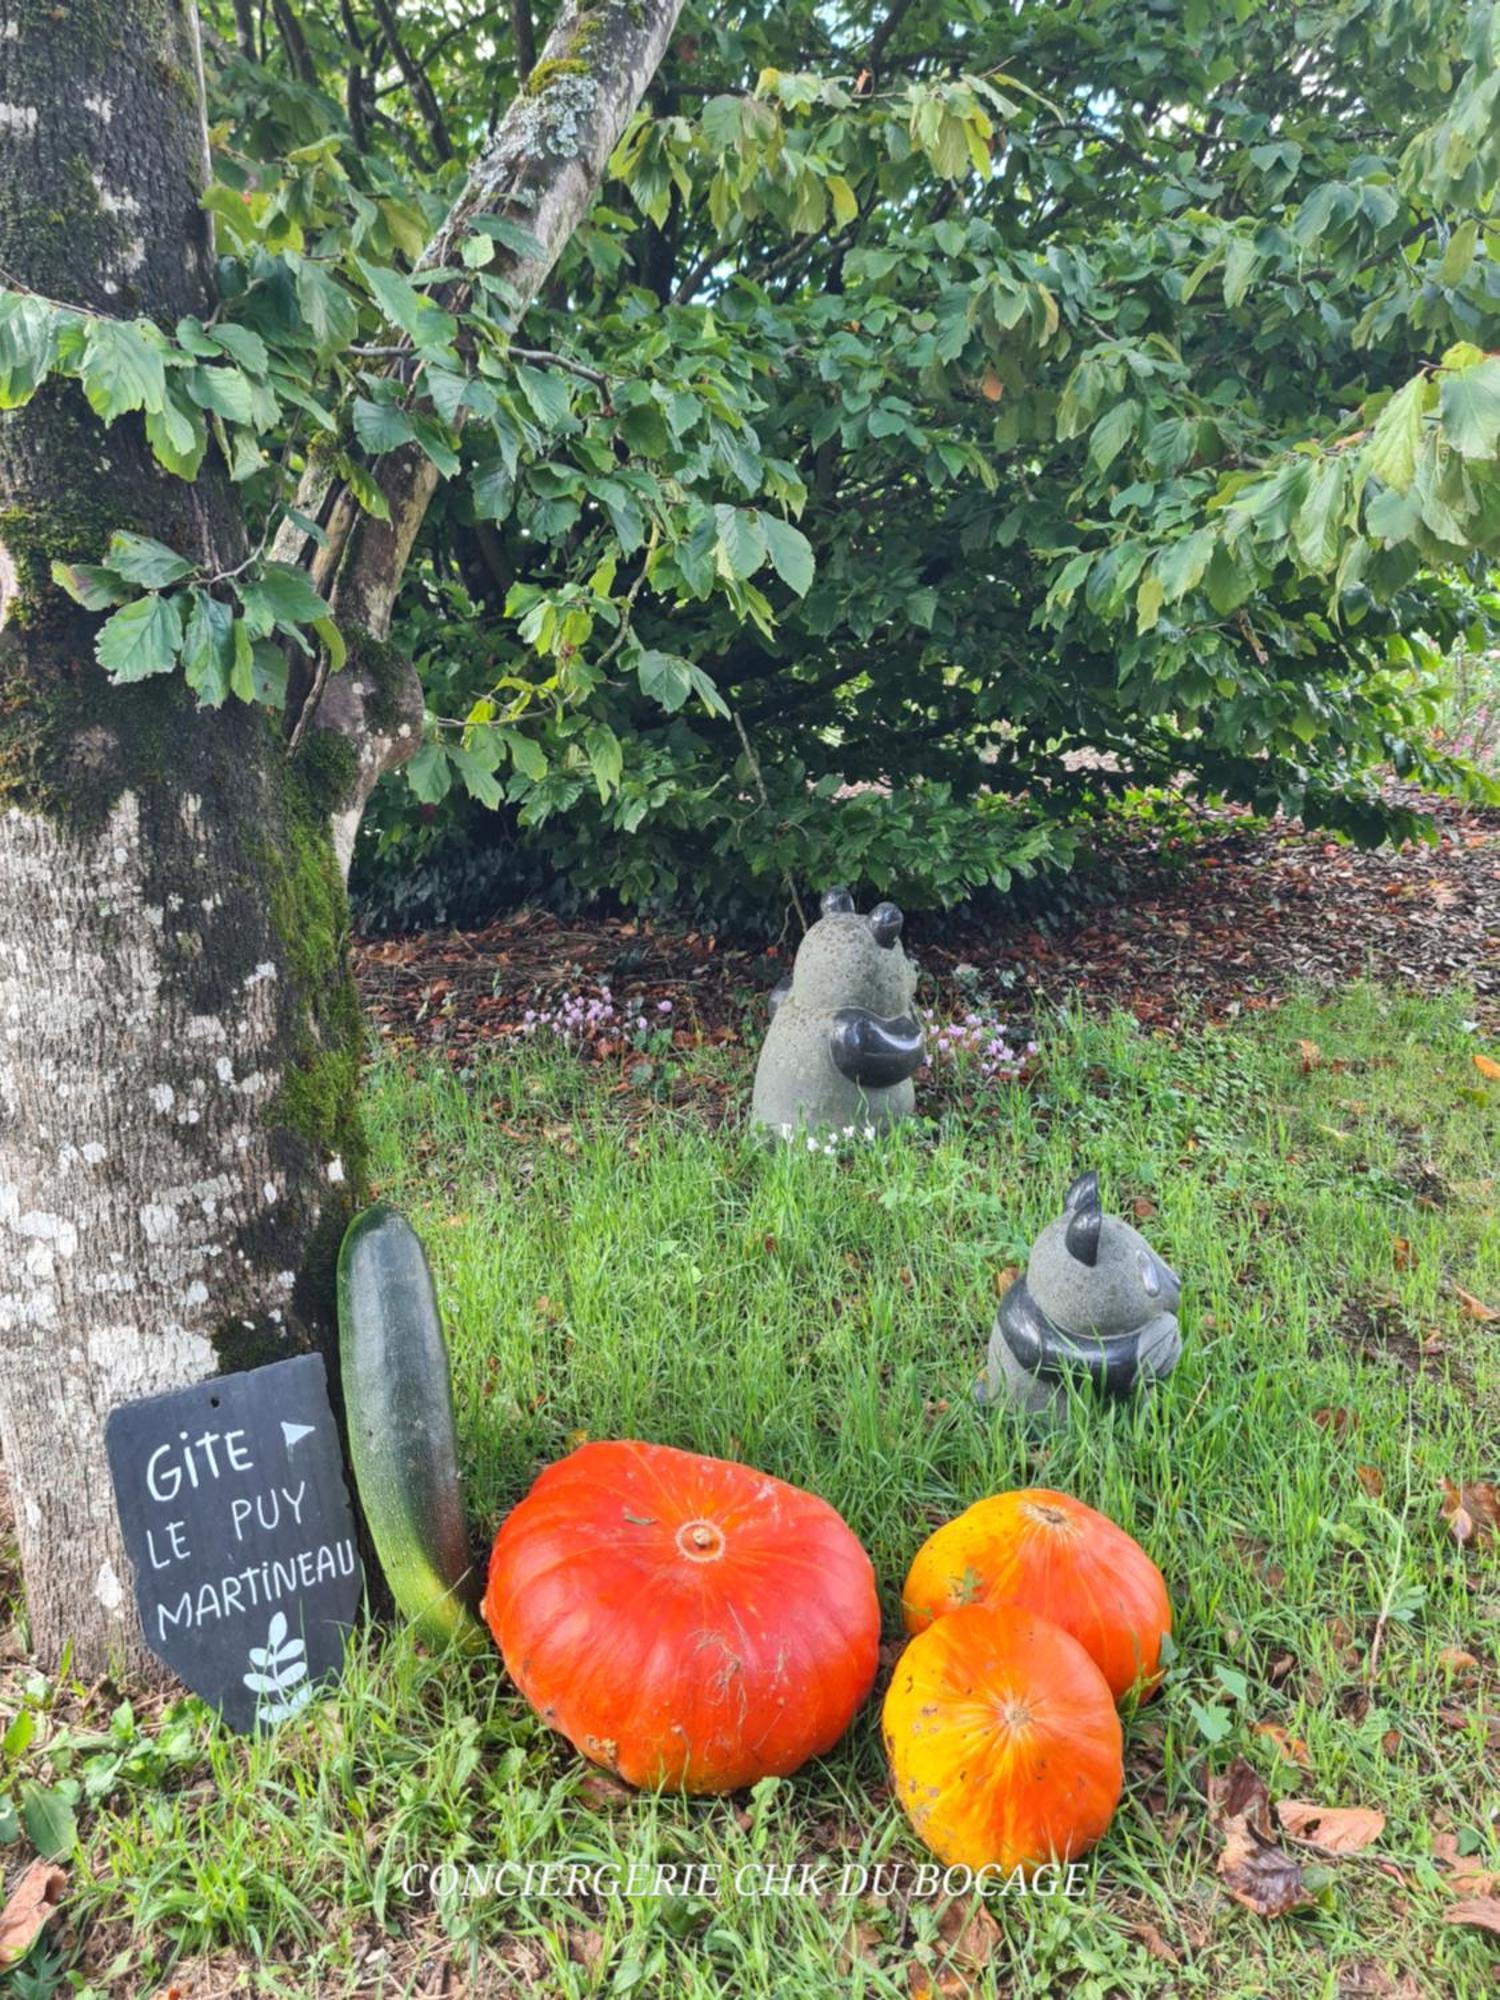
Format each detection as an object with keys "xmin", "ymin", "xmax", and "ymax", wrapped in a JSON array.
[{"xmin": 242, "ymin": 1610, "xmax": 313, "ymax": 1724}]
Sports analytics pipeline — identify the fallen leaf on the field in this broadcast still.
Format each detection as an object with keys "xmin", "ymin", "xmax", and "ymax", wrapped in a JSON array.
[
  {"xmin": 1435, "ymin": 1648, "xmax": 1478, "ymax": 1672},
  {"xmin": 1473, "ymin": 1054, "xmax": 1500, "ymax": 1082},
  {"xmin": 1297, "ymin": 1038, "xmax": 1323, "ymax": 1072},
  {"xmin": 992, "ymin": 1264, "xmax": 1020, "ymax": 1299},
  {"xmin": 1315, "ymin": 1407, "xmax": 1356, "ymax": 1437},
  {"xmin": 1130, "ymin": 1196, "xmax": 1158, "ymax": 1221},
  {"xmin": 1391, "ymin": 1237, "xmax": 1412, "ymax": 1271},
  {"xmin": 1440, "ymin": 1479, "xmax": 1500, "ymax": 1546},
  {"xmin": 569, "ymin": 1929, "xmax": 607, "ymax": 1973},
  {"xmin": 1443, "ymin": 1897, "xmax": 1500, "ymax": 1935},
  {"xmin": 1252, "ymin": 1721, "xmax": 1312, "ymax": 1768},
  {"xmin": 1357, "ymin": 1464, "xmax": 1385, "ymax": 1498},
  {"xmin": 937, "ymin": 1899, "xmax": 1000, "ymax": 1969},
  {"xmin": 0, "ymin": 1861, "xmax": 66, "ymax": 1970},
  {"xmin": 1453, "ymin": 1287, "xmax": 1498, "ymax": 1323},
  {"xmin": 1276, "ymin": 1800, "xmax": 1386, "ymax": 1853},
  {"xmin": 1131, "ymin": 1920, "xmax": 1180, "ymax": 1966},
  {"xmin": 575, "ymin": 1771, "xmax": 634, "ymax": 1810},
  {"xmin": 1209, "ymin": 1758, "xmax": 1311, "ymax": 1917},
  {"xmin": 1433, "ymin": 1832, "xmax": 1500, "ymax": 1896}
]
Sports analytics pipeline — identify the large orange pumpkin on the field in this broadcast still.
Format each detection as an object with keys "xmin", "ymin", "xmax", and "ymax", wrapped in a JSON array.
[
  {"xmin": 883, "ymin": 1604, "xmax": 1123, "ymax": 1873},
  {"xmin": 484, "ymin": 1439, "xmax": 881, "ymax": 1793},
  {"xmin": 901, "ymin": 1489, "xmax": 1171, "ymax": 1701}
]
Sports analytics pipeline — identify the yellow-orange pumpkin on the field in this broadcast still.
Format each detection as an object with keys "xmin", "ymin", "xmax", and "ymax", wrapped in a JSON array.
[
  {"xmin": 883, "ymin": 1604, "xmax": 1123, "ymax": 1873},
  {"xmin": 484, "ymin": 1439, "xmax": 880, "ymax": 1793},
  {"xmin": 901, "ymin": 1488, "xmax": 1171, "ymax": 1701}
]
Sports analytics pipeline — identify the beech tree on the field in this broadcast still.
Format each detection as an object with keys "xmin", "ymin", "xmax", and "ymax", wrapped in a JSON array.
[{"xmin": 0, "ymin": 0, "xmax": 683, "ymax": 1673}]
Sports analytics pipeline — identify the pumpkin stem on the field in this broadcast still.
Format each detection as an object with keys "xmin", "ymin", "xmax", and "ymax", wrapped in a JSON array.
[{"xmin": 675, "ymin": 1518, "xmax": 726, "ymax": 1563}]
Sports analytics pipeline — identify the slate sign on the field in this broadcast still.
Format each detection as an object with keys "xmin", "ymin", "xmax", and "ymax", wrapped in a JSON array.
[{"xmin": 105, "ymin": 1353, "xmax": 364, "ymax": 1732}]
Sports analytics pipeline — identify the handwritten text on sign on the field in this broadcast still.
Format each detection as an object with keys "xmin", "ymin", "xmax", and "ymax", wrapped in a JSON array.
[{"xmin": 105, "ymin": 1353, "xmax": 364, "ymax": 1732}]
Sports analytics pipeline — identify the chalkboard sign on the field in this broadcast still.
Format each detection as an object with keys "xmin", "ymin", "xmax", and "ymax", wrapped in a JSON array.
[{"xmin": 105, "ymin": 1353, "xmax": 364, "ymax": 1732}]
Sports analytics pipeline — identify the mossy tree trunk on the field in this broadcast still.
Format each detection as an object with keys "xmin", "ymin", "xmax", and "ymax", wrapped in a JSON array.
[
  {"xmin": 0, "ymin": 0, "xmax": 362, "ymax": 1676},
  {"xmin": 0, "ymin": 0, "xmax": 682, "ymax": 1678}
]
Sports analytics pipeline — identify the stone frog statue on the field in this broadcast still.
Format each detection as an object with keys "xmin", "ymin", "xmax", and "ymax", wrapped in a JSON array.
[
  {"xmin": 751, "ymin": 888, "xmax": 925, "ymax": 1140},
  {"xmin": 979, "ymin": 1172, "xmax": 1183, "ymax": 1415}
]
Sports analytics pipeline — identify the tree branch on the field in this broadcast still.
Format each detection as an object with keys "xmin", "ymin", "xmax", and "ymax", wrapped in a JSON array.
[
  {"xmin": 368, "ymin": 0, "xmax": 454, "ymax": 161},
  {"xmin": 290, "ymin": 0, "xmax": 687, "ymax": 862}
]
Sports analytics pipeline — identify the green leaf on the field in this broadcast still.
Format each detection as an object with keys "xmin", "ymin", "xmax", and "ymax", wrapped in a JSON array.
[
  {"xmin": 448, "ymin": 741, "xmax": 502, "ymax": 809},
  {"xmin": 20, "ymin": 1784, "xmax": 77, "ymax": 1861},
  {"xmin": 584, "ymin": 721, "xmax": 624, "ymax": 800},
  {"xmin": 95, "ymin": 592, "xmax": 184, "ymax": 682},
  {"xmin": 185, "ymin": 364, "xmax": 255, "ymax": 426},
  {"xmin": 500, "ymin": 728, "xmax": 548, "ymax": 781},
  {"xmin": 340, "ymin": 456, "xmax": 392, "ymax": 521},
  {"xmin": 352, "ymin": 397, "xmax": 417, "ymax": 455},
  {"xmin": 1204, "ymin": 542, "xmax": 1254, "ymax": 615},
  {"xmin": 469, "ymin": 456, "xmax": 514, "ymax": 523},
  {"xmin": 409, "ymin": 414, "xmax": 461, "ymax": 478},
  {"xmin": 1439, "ymin": 356, "xmax": 1500, "ymax": 460},
  {"xmin": 104, "ymin": 532, "xmax": 195, "ymax": 589},
  {"xmin": 252, "ymin": 562, "xmax": 330, "ymax": 627},
  {"xmin": 1136, "ymin": 572, "xmax": 1164, "ymax": 632},
  {"xmin": 249, "ymin": 639, "xmax": 288, "ymax": 707},
  {"xmin": 1154, "ymin": 527, "xmax": 1216, "ymax": 604},
  {"xmin": 1363, "ymin": 374, "xmax": 1427, "ymax": 493},
  {"xmin": 618, "ymin": 401, "xmax": 670, "ymax": 458},
  {"xmin": 295, "ymin": 261, "xmax": 359, "ymax": 356},
  {"xmin": 758, "ymin": 513, "xmax": 815, "ymax": 595},
  {"xmin": 207, "ymin": 323, "xmax": 269, "ymax": 376},
  {"xmin": 49, "ymin": 561, "xmax": 131, "ymax": 611},
  {"xmin": 637, "ymin": 648, "xmax": 694, "ymax": 713},
  {"xmin": 1222, "ymin": 236, "xmax": 1259, "ymax": 309},
  {"xmin": 355, "ymin": 257, "xmax": 457, "ymax": 351},
  {"xmin": 514, "ymin": 362, "xmax": 572, "ymax": 431},
  {"xmin": 144, "ymin": 394, "xmax": 208, "ymax": 479},
  {"xmin": 467, "ymin": 214, "xmax": 548, "ymax": 261},
  {"xmin": 312, "ymin": 616, "xmax": 346, "ymax": 674},
  {"xmin": 81, "ymin": 318, "xmax": 166, "ymax": 421},
  {"xmin": 1437, "ymin": 217, "xmax": 1478, "ymax": 289},
  {"xmin": 406, "ymin": 741, "xmax": 453, "ymax": 804},
  {"xmin": 713, "ymin": 505, "xmax": 767, "ymax": 581},
  {"xmin": 1291, "ymin": 456, "xmax": 1348, "ymax": 571},
  {"xmin": 0, "ymin": 293, "xmax": 55, "ymax": 408},
  {"xmin": 1087, "ymin": 399, "xmax": 1139, "ymax": 477},
  {"xmin": 181, "ymin": 589, "xmax": 236, "ymax": 707}
]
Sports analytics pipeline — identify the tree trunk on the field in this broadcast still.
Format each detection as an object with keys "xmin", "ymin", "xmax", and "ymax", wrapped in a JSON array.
[
  {"xmin": 0, "ymin": 0, "xmax": 682, "ymax": 1679},
  {"xmin": 0, "ymin": 0, "xmax": 361, "ymax": 1675}
]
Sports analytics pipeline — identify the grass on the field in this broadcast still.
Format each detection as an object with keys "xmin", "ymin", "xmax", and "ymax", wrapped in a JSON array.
[{"xmin": 4, "ymin": 982, "xmax": 1499, "ymax": 1998}]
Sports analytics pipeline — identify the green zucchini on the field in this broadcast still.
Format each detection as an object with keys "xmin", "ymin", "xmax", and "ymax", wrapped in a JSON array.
[{"xmin": 337, "ymin": 1204, "xmax": 487, "ymax": 1652}]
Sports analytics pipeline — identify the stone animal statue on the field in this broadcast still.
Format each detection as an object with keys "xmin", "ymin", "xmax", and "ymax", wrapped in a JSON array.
[
  {"xmin": 751, "ymin": 888, "xmax": 924, "ymax": 1140},
  {"xmin": 979, "ymin": 1172, "xmax": 1182, "ymax": 1415}
]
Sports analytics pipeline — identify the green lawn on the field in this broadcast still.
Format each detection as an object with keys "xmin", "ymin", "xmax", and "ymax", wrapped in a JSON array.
[{"xmin": 6, "ymin": 984, "xmax": 1499, "ymax": 1997}]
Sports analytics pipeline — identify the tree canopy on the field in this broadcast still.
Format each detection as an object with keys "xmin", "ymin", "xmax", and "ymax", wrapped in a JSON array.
[{"xmin": 4, "ymin": 0, "xmax": 1498, "ymax": 916}]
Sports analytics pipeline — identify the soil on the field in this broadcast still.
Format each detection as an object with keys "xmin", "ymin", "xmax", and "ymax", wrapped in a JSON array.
[{"xmin": 353, "ymin": 793, "xmax": 1500, "ymax": 1062}]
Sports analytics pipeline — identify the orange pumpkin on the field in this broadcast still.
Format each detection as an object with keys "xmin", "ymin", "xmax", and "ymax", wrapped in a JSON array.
[
  {"xmin": 883, "ymin": 1604, "xmax": 1123, "ymax": 1873},
  {"xmin": 484, "ymin": 1439, "xmax": 880, "ymax": 1793},
  {"xmin": 901, "ymin": 1488, "xmax": 1171, "ymax": 1701}
]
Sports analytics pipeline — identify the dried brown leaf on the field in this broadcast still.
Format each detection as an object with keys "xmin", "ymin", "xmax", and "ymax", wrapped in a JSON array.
[
  {"xmin": 1435, "ymin": 1647, "xmax": 1478, "ymax": 1672},
  {"xmin": 1443, "ymin": 1897, "xmax": 1500, "ymax": 1935},
  {"xmin": 1472, "ymin": 1054, "xmax": 1500, "ymax": 1082},
  {"xmin": 1357, "ymin": 1464, "xmax": 1386, "ymax": 1498},
  {"xmin": 1453, "ymin": 1286, "xmax": 1498, "ymax": 1322},
  {"xmin": 1252, "ymin": 1721, "xmax": 1312, "ymax": 1769},
  {"xmin": 1440, "ymin": 1478, "xmax": 1500, "ymax": 1546},
  {"xmin": 0, "ymin": 1861, "xmax": 66, "ymax": 1971},
  {"xmin": 1209, "ymin": 1758, "xmax": 1311, "ymax": 1917},
  {"xmin": 1276, "ymin": 1800, "xmax": 1386, "ymax": 1854}
]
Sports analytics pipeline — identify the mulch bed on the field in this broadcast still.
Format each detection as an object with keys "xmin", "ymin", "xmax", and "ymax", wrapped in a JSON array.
[{"xmin": 353, "ymin": 793, "xmax": 1500, "ymax": 1062}]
